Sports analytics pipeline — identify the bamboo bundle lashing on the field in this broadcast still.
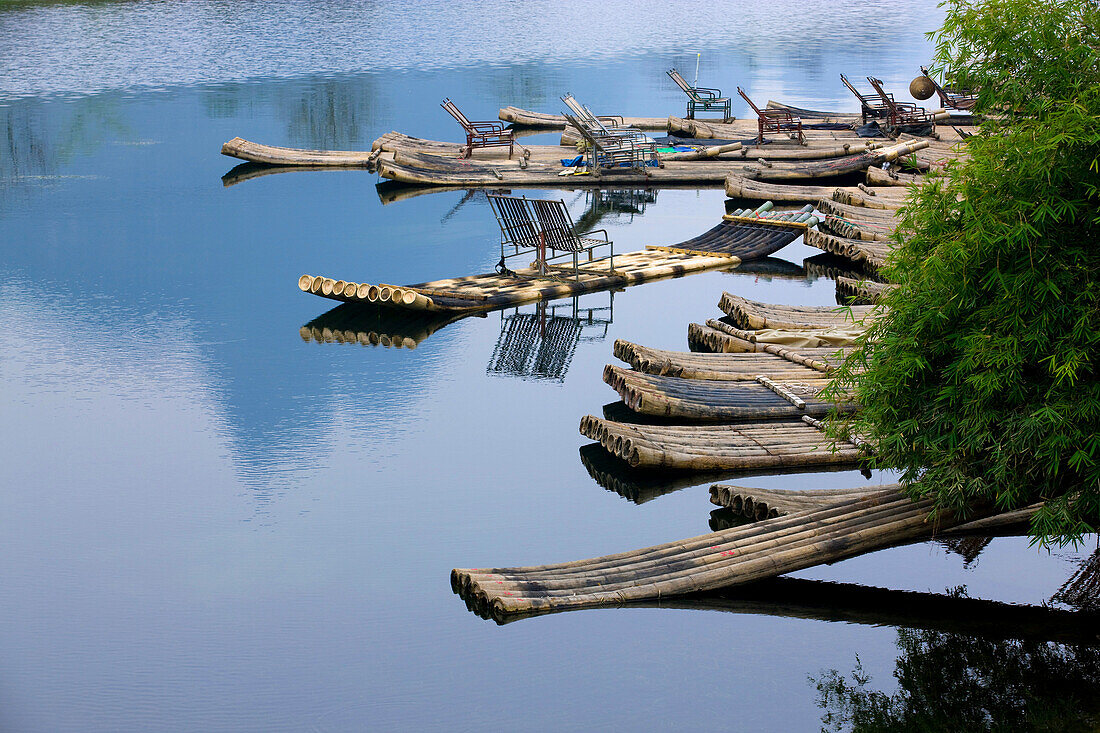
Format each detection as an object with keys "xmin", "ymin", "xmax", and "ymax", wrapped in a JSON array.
[
  {"xmin": 756, "ymin": 374, "xmax": 806, "ymax": 408},
  {"xmin": 452, "ymin": 487, "xmax": 1005, "ymax": 619}
]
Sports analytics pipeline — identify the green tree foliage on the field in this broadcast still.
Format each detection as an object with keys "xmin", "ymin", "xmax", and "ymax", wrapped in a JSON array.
[{"xmin": 827, "ymin": 0, "xmax": 1100, "ymax": 542}]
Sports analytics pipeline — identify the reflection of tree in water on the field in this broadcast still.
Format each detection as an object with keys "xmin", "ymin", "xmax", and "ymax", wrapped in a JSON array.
[
  {"xmin": 0, "ymin": 96, "xmax": 130, "ymax": 214},
  {"xmin": 814, "ymin": 587, "xmax": 1100, "ymax": 732},
  {"xmin": 281, "ymin": 79, "xmax": 379, "ymax": 150}
]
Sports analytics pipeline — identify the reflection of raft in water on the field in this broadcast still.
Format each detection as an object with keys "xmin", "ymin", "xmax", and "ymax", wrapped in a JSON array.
[
  {"xmin": 299, "ymin": 302, "xmax": 465, "ymax": 349},
  {"xmin": 299, "ymin": 210, "xmax": 811, "ymax": 316}
]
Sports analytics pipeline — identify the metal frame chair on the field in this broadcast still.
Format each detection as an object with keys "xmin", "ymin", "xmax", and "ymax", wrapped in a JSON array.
[
  {"xmin": 840, "ymin": 74, "xmax": 891, "ymax": 124},
  {"xmin": 736, "ymin": 87, "xmax": 804, "ymax": 144},
  {"xmin": 561, "ymin": 93, "xmax": 650, "ymax": 143},
  {"xmin": 919, "ymin": 66, "xmax": 978, "ymax": 110},
  {"xmin": 666, "ymin": 68, "xmax": 731, "ymax": 120},
  {"xmin": 865, "ymin": 77, "xmax": 937, "ymax": 128},
  {"xmin": 440, "ymin": 98, "xmax": 514, "ymax": 158},
  {"xmin": 563, "ymin": 112, "xmax": 659, "ymax": 175},
  {"xmin": 487, "ymin": 193, "xmax": 614, "ymax": 280}
]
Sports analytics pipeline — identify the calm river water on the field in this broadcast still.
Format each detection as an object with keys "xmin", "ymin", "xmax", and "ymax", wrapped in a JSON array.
[{"xmin": 1, "ymin": 1, "xmax": 1097, "ymax": 731}]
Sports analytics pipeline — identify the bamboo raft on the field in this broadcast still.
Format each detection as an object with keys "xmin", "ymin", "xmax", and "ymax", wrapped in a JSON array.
[
  {"xmin": 725, "ymin": 174, "xmax": 910, "ymax": 203},
  {"xmin": 451, "ymin": 486, "xmax": 1001, "ymax": 618},
  {"xmin": 687, "ymin": 317, "xmax": 867, "ymax": 352},
  {"xmin": 577, "ymin": 441, "xmax": 854, "ymax": 505},
  {"xmin": 804, "ymin": 228, "xmax": 895, "ymax": 271},
  {"xmin": 719, "ymin": 292, "xmax": 879, "ymax": 330},
  {"xmin": 579, "ymin": 414, "xmax": 861, "ymax": 469},
  {"xmin": 836, "ymin": 276, "xmax": 897, "ymax": 303},
  {"xmin": 498, "ymin": 107, "xmax": 668, "ymax": 129},
  {"xmin": 732, "ymin": 140, "xmax": 930, "ymax": 182},
  {"xmin": 299, "ymin": 213, "xmax": 808, "ymax": 315},
  {"xmin": 613, "ymin": 339, "xmax": 839, "ymax": 380},
  {"xmin": 601, "ymin": 364, "xmax": 853, "ymax": 421},
  {"xmin": 220, "ymin": 137, "xmax": 378, "ymax": 167}
]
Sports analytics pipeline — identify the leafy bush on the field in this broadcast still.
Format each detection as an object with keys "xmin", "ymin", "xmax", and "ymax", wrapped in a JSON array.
[{"xmin": 827, "ymin": 0, "xmax": 1100, "ymax": 542}]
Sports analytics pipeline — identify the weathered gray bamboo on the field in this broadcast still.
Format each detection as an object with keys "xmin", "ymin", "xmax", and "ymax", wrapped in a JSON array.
[
  {"xmin": 719, "ymin": 292, "xmax": 879, "ymax": 330},
  {"xmin": 578, "ymin": 414, "xmax": 862, "ymax": 470},
  {"xmin": 732, "ymin": 141, "xmax": 931, "ymax": 182},
  {"xmin": 836, "ymin": 276, "xmax": 897, "ymax": 303},
  {"xmin": 865, "ymin": 165, "xmax": 929, "ymax": 186},
  {"xmin": 498, "ymin": 107, "xmax": 667, "ymax": 129},
  {"xmin": 220, "ymin": 137, "xmax": 377, "ymax": 167},
  {"xmin": 452, "ymin": 487, "xmax": 1003, "ymax": 618},
  {"xmin": 710, "ymin": 485, "xmax": 879, "ymax": 519},
  {"xmin": 709, "ymin": 484, "xmax": 1042, "ymax": 538},
  {"xmin": 601, "ymin": 364, "xmax": 853, "ymax": 420},
  {"xmin": 613, "ymin": 339, "xmax": 836, "ymax": 380},
  {"xmin": 804, "ymin": 228, "xmax": 895, "ymax": 270}
]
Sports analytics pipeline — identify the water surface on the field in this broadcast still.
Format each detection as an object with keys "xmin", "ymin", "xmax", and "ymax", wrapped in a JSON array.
[{"xmin": 1, "ymin": 2, "xmax": 1096, "ymax": 731}]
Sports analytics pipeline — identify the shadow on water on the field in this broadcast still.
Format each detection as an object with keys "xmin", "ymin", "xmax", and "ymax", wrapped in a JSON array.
[{"xmin": 813, "ymin": 591, "xmax": 1100, "ymax": 731}]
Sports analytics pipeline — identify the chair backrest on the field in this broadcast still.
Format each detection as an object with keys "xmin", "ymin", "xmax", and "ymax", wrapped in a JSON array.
[
  {"xmin": 441, "ymin": 98, "xmax": 473, "ymax": 132},
  {"xmin": 667, "ymin": 68, "xmax": 694, "ymax": 94},
  {"xmin": 865, "ymin": 77, "xmax": 898, "ymax": 111},
  {"xmin": 531, "ymin": 199, "xmax": 583, "ymax": 252},
  {"xmin": 561, "ymin": 94, "xmax": 605, "ymax": 133},
  {"xmin": 736, "ymin": 87, "xmax": 764, "ymax": 116},
  {"xmin": 563, "ymin": 112, "xmax": 605, "ymax": 149},
  {"xmin": 487, "ymin": 194, "xmax": 542, "ymax": 249},
  {"xmin": 839, "ymin": 73, "xmax": 863, "ymax": 99}
]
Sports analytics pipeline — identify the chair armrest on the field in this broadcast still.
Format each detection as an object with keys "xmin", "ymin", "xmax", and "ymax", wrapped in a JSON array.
[
  {"xmin": 579, "ymin": 228, "xmax": 610, "ymax": 241},
  {"xmin": 467, "ymin": 121, "xmax": 506, "ymax": 132},
  {"xmin": 695, "ymin": 85, "xmax": 723, "ymax": 96}
]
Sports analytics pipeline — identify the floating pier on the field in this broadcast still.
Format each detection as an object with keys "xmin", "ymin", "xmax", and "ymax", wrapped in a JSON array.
[{"xmin": 299, "ymin": 211, "xmax": 809, "ymax": 316}]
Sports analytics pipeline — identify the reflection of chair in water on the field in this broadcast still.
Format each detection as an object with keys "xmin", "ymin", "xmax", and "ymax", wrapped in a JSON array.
[{"xmin": 487, "ymin": 296, "xmax": 612, "ymax": 381}]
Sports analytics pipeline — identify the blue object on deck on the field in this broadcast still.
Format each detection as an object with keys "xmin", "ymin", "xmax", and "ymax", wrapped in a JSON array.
[{"xmin": 561, "ymin": 155, "xmax": 584, "ymax": 167}]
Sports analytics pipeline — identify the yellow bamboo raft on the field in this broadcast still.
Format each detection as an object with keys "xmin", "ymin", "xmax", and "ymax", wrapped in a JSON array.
[
  {"xmin": 601, "ymin": 363, "xmax": 854, "ymax": 421},
  {"xmin": 451, "ymin": 486, "xmax": 1003, "ymax": 619},
  {"xmin": 299, "ymin": 213, "xmax": 808, "ymax": 315},
  {"xmin": 579, "ymin": 414, "xmax": 861, "ymax": 469}
]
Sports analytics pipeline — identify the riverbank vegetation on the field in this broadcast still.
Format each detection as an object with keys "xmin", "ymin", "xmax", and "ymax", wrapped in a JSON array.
[{"xmin": 827, "ymin": 0, "xmax": 1100, "ymax": 542}]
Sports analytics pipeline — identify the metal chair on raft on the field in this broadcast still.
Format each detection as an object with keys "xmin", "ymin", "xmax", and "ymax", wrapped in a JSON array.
[
  {"xmin": 915, "ymin": 66, "xmax": 978, "ymax": 111},
  {"xmin": 486, "ymin": 193, "xmax": 614, "ymax": 280},
  {"xmin": 440, "ymin": 98, "xmax": 523, "ymax": 159},
  {"xmin": 736, "ymin": 87, "xmax": 804, "ymax": 144},
  {"xmin": 562, "ymin": 112, "xmax": 660, "ymax": 176},
  {"xmin": 560, "ymin": 93, "xmax": 651, "ymax": 144},
  {"xmin": 865, "ymin": 77, "xmax": 941, "ymax": 128},
  {"xmin": 840, "ymin": 73, "xmax": 891, "ymax": 124},
  {"xmin": 666, "ymin": 68, "xmax": 731, "ymax": 120}
]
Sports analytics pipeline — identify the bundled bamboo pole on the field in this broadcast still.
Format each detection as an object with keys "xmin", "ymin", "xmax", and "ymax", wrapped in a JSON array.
[{"xmin": 452, "ymin": 487, "xmax": 1002, "ymax": 618}]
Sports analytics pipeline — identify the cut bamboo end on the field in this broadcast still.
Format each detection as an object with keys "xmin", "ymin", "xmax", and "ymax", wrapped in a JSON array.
[
  {"xmin": 342, "ymin": 282, "xmax": 358, "ymax": 298},
  {"xmin": 298, "ymin": 274, "xmax": 313, "ymax": 292},
  {"xmin": 310, "ymin": 276, "xmax": 325, "ymax": 294},
  {"xmin": 320, "ymin": 278, "xmax": 336, "ymax": 296},
  {"xmin": 356, "ymin": 283, "xmax": 372, "ymax": 300},
  {"xmin": 367, "ymin": 285, "xmax": 381, "ymax": 303}
]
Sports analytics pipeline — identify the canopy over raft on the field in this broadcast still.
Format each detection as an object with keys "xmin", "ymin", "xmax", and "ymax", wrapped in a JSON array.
[{"xmin": 298, "ymin": 209, "xmax": 812, "ymax": 316}]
